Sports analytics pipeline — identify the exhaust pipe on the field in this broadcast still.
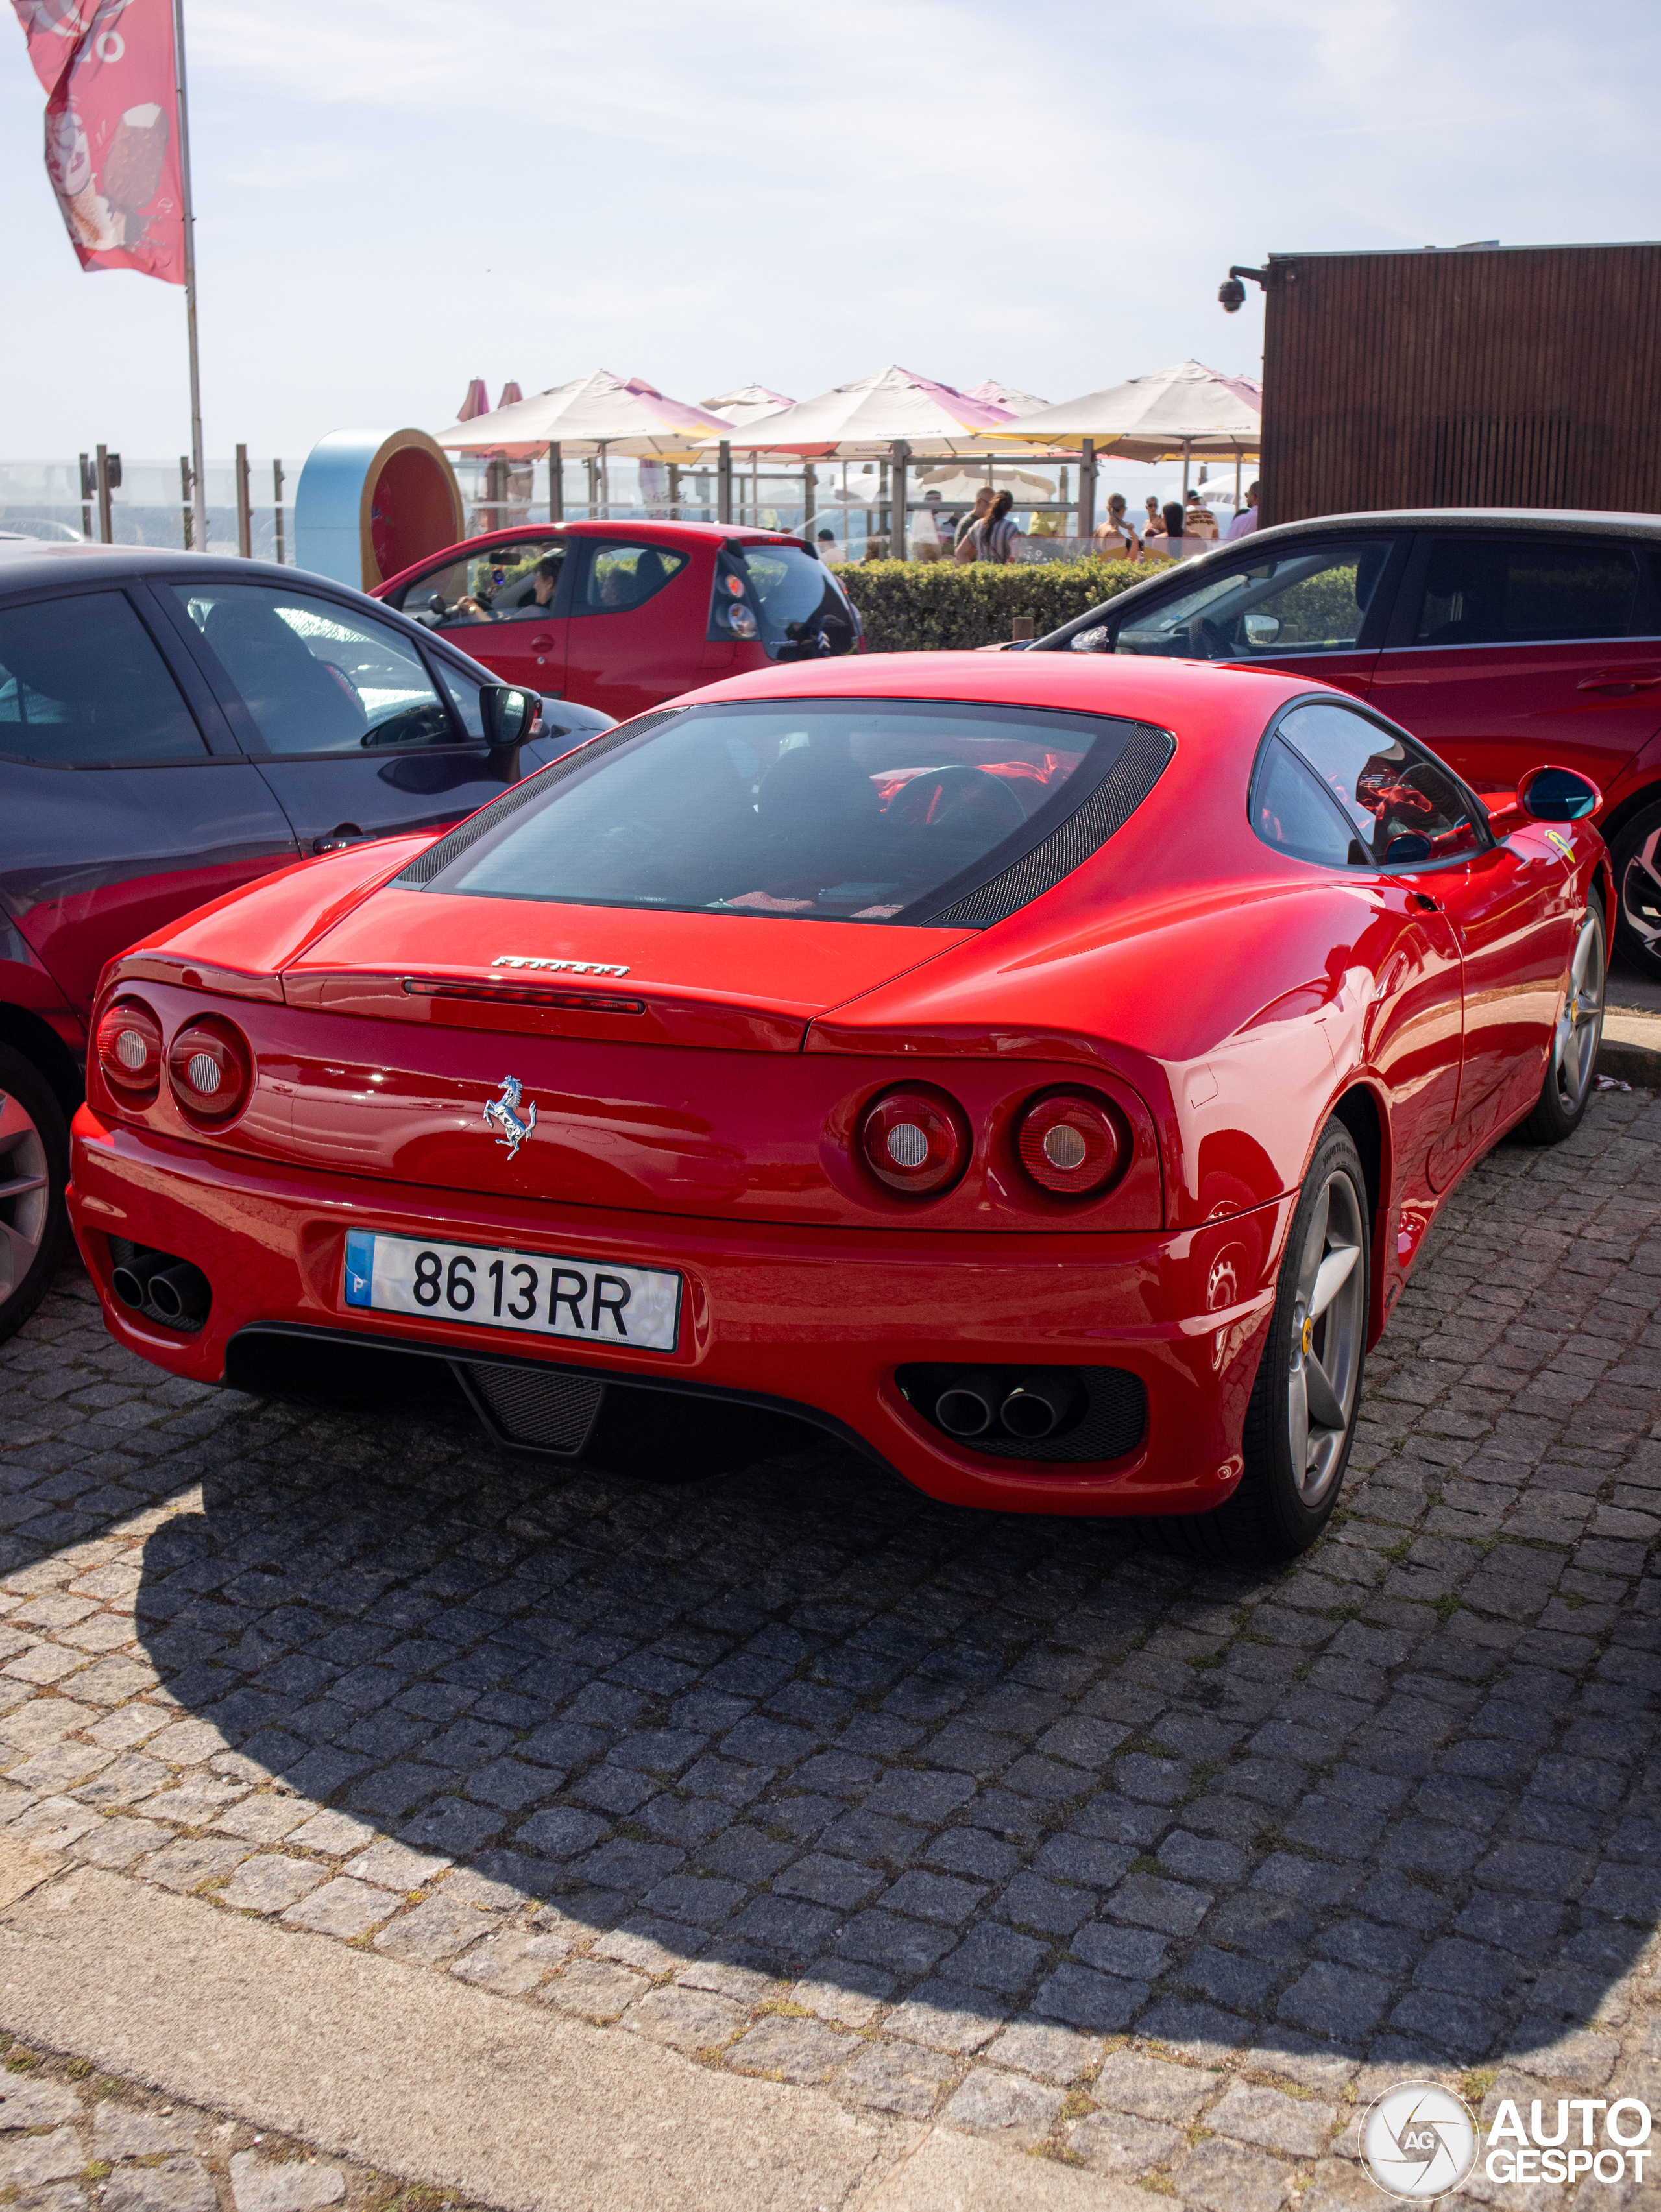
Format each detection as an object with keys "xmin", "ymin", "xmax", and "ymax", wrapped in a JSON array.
[
  {"xmin": 1000, "ymin": 1371, "xmax": 1081, "ymax": 1441},
  {"xmin": 933, "ymin": 1369, "xmax": 1002, "ymax": 1437},
  {"xmin": 112, "ymin": 1250, "xmax": 170, "ymax": 1309},
  {"xmin": 146, "ymin": 1261, "xmax": 212, "ymax": 1325}
]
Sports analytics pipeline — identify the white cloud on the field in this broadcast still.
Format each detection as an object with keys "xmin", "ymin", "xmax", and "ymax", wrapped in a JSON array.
[{"xmin": 1, "ymin": 0, "xmax": 1658, "ymax": 455}]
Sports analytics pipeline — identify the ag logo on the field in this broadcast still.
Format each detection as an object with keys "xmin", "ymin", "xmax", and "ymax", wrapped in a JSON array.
[{"xmin": 1360, "ymin": 2080, "xmax": 1479, "ymax": 2199}]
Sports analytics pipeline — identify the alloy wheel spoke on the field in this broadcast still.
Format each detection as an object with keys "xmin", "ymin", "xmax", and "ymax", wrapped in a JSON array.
[
  {"xmin": 1296, "ymin": 1184, "xmax": 1331, "ymax": 1306},
  {"xmin": 0, "ymin": 1172, "xmax": 47, "ymax": 1202},
  {"xmin": 0, "ymin": 1219, "xmax": 37, "ymax": 1297},
  {"xmin": 1304, "ymin": 1349, "xmax": 1348, "ymax": 1431},
  {"xmin": 1287, "ymin": 1362, "xmax": 1311, "ymax": 1477},
  {"xmin": 0, "ymin": 1096, "xmax": 35, "ymax": 1148},
  {"xmin": 1310, "ymin": 1243, "xmax": 1360, "ymax": 1317}
]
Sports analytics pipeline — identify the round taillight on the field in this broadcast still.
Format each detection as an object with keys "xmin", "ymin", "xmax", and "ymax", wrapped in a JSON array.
[
  {"xmin": 1017, "ymin": 1092, "xmax": 1125, "ymax": 1197},
  {"xmin": 167, "ymin": 1018, "xmax": 251, "ymax": 1123},
  {"xmin": 95, "ymin": 999, "xmax": 164, "ymax": 1106},
  {"xmin": 858, "ymin": 1088, "xmax": 969, "ymax": 1196}
]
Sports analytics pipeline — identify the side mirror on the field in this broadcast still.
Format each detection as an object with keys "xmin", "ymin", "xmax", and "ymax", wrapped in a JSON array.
[
  {"xmin": 1385, "ymin": 832, "xmax": 1433, "ymax": 864},
  {"xmin": 1242, "ymin": 614, "xmax": 1281, "ymax": 647},
  {"xmin": 479, "ymin": 684, "xmax": 539, "ymax": 749},
  {"xmin": 1069, "ymin": 624, "xmax": 1110, "ymax": 653},
  {"xmin": 1520, "ymin": 765, "xmax": 1601, "ymax": 823}
]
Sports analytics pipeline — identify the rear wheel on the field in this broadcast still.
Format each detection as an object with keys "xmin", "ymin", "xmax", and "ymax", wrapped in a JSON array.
[
  {"xmin": 1611, "ymin": 800, "xmax": 1661, "ymax": 981},
  {"xmin": 1519, "ymin": 906, "xmax": 1605, "ymax": 1144},
  {"xmin": 1163, "ymin": 1121, "xmax": 1369, "ymax": 1563},
  {"xmin": 0, "ymin": 1044, "xmax": 68, "ymax": 1345}
]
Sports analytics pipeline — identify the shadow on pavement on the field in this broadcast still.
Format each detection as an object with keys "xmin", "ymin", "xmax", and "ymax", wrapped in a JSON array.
[{"xmin": 115, "ymin": 1327, "xmax": 1661, "ymax": 2082}]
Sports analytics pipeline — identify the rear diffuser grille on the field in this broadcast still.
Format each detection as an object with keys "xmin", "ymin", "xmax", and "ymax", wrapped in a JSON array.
[{"xmin": 462, "ymin": 1362, "xmax": 605, "ymax": 1456}]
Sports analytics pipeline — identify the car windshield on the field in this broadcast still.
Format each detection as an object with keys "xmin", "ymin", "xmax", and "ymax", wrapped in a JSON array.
[
  {"xmin": 419, "ymin": 699, "xmax": 1138, "ymax": 923},
  {"xmin": 1115, "ymin": 540, "xmax": 1393, "ymax": 659}
]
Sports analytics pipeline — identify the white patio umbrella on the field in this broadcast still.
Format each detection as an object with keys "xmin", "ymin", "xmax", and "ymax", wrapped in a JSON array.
[
  {"xmin": 983, "ymin": 359, "xmax": 1261, "ymax": 500},
  {"xmin": 433, "ymin": 370, "xmax": 733, "ymax": 460},
  {"xmin": 987, "ymin": 360, "xmax": 1261, "ymax": 457},
  {"xmin": 701, "ymin": 383, "xmax": 795, "ymax": 431},
  {"xmin": 962, "ymin": 379, "xmax": 1050, "ymax": 416},
  {"xmin": 714, "ymin": 367, "xmax": 1026, "ymax": 557},
  {"xmin": 718, "ymin": 365, "xmax": 1015, "ymax": 461}
]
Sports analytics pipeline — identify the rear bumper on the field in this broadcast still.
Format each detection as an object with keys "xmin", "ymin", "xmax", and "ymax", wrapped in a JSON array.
[{"xmin": 68, "ymin": 1110, "xmax": 1291, "ymax": 1516}]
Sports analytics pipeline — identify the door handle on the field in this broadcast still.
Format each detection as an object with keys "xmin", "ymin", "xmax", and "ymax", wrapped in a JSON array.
[
  {"xmin": 1577, "ymin": 670, "xmax": 1661, "ymax": 695},
  {"xmin": 314, "ymin": 823, "xmax": 364, "ymax": 854},
  {"xmin": 1409, "ymin": 891, "xmax": 1442, "ymax": 913},
  {"xmin": 529, "ymin": 633, "xmax": 555, "ymax": 650}
]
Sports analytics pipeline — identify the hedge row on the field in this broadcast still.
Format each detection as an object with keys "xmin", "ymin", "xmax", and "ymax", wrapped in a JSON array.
[{"xmin": 829, "ymin": 555, "xmax": 1165, "ymax": 653}]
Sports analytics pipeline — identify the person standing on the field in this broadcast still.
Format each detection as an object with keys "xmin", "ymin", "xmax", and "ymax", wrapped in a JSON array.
[
  {"xmin": 910, "ymin": 489, "xmax": 945, "ymax": 561},
  {"xmin": 964, "ymin": 489, "xmax": 1020, "ymax": 564},
  {"xmin": 1185, "ymin": 490, "xmax": 1219, "ymax": 542},
  {"xmin": 954, "ymin": 485, "xmax": 996, "ymax": 560},
  {"xmin": 1150, "ymin": 501, "xmax": 1207, "ymax": 562},
  {"xmin": 1143, "ymin": 494, "xmax": 1162, "ymax": 539},
  {"xmin": 1227, "ymin": 481, "xmax": 1261, "ymax": 539},
  {"xmin": 1094, "ymin": 493, "xmax": 1141, "ymax": 560}
]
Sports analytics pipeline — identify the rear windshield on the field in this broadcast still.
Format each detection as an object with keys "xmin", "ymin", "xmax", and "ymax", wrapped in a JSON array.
[
  {"xmin": 419, "ymin": 698, "xmax": 1140, "ymax": 924},
  {"xmin": 725, "ymin": 542, "xmax": 857, "ymax": 657}
]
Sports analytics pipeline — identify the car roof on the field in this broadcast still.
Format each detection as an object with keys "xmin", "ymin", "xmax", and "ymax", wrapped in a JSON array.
[
  {"xmin": 371, "ymin": 517, "xmax": 811, "ymax": 595},
  {"xmin": 0, "ymin": 540, "xmax": 380, "ymax": 598},
  {"xmin": 679, "ymin": 645, "xmax": 1318, "ymax": 731},
  {"xmin": 1247, "ymin": 505, "xmax": 1661, "ymax": 546}
]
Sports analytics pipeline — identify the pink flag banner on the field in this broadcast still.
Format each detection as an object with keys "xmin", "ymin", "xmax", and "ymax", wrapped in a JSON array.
[{"xmin": 11, "ymin": 0, "xmax": 186, "ymax": 283}]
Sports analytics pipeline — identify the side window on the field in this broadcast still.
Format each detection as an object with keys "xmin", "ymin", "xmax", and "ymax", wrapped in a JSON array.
[
  {"xmin": 1277, "ymin": 701, "xmax": 1483, "ymax": 865},
  {"xmin": 1412, "ymin": 537, "xmax": 1642, "ymax": 647},
  {"xmin": 1116, "ymin": 538, "xmax": 1398, "ymax": 660},
  {"xmin": 393, "ymin": 540, "xmax": 565, "ymax": 631},
  {"xmin": 173, "ymin": 585, "xmax": 457, "ymax": 756},
  {"xmin": 577, "ymin": 542, "xmax": 688, "ymax": 616},
  {"xmin": 434, "ymin": 659, "xmax": 485, "ymax": 740},
  {"xmin": 0, "ymin": 591, "xmax": 208, "ymax": 767},
  {"xmin": 1251, "ymin": 738, "xmax": 1359, "ymax": 866}
]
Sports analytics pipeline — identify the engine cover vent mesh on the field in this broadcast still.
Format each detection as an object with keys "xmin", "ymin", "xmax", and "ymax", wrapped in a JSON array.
[{"xmin": 923, "ymin": 723, "xmax": 1174, "ymax": 927}]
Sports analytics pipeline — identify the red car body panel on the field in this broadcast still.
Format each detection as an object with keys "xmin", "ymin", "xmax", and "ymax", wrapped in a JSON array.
[
  {"xmin": 1367, "ymin": 637, "xmax": 1661, "ymax": 806},
  {"xmin": 67, "ymin": 651, "xmax": 1606, "ymax": 1515},
  {"xmin": 372, "ymin": 520, "xmax": 851, "ymax": 722},
  {"xmin": 1095, "ymin": 512, "xmax": 1661, "ymax": 852}
]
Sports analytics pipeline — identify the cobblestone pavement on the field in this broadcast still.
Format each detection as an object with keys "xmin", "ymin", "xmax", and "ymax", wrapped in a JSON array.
[
  {"xmin": 0, "ymin": 1088, "xmax": 1660, "ymax": 2209},
  {"xmin": 0, "ymin": 2032, "xmax": 491, "ymax": 2212}
]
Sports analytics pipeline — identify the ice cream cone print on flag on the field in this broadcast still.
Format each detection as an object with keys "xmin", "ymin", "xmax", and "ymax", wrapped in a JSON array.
[{"xmin": 9, "ymin": 0, "xmax": 186, "ymax": 282}]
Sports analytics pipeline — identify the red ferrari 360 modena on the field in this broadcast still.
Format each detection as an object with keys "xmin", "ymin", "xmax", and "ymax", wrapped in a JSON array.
[{"xmin": 67, "ymin": 655, "xmax": 1609, "ymax": 1559}]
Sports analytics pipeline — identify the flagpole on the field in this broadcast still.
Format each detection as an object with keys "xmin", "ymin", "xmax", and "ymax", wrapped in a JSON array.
[{"xmin": 171, "ymin": 0, "xmax": 206, "ymax": 549}]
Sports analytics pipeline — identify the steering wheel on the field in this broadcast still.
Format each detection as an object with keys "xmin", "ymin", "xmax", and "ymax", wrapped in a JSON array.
[{"xmin": 886, "ymin": 765, "xmax": 1029, "ymax": 836}]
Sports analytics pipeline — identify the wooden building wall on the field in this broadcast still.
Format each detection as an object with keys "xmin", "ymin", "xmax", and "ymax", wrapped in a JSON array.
[{"xmin": 1258, "ymin": 243, "xmax": 1661, "ymax": 527}]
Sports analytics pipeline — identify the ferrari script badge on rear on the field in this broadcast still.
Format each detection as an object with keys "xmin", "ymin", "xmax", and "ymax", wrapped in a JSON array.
[
  {"xmin": 483, "ymin": 1074, "xmax": 537, "ymax": 1159},
  {"xmin": 492, "ymin": 956, "xmax": 631, "ymax": 978}
]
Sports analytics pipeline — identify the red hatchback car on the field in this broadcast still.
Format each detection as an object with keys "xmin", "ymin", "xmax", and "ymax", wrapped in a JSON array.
[
  {"xmin": 374, "ymin": 520, "xmax": 862, "ymax": 723},
  {"xmin": 1045, "ymin": 508, "xmax": 1661, "ymax": 978},
  {"xmin": 69, "ymin": 653, "xmax": 1607, "ymax": 1559}
]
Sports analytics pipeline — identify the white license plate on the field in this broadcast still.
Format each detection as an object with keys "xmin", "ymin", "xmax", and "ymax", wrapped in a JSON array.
[{"xmin": 343, "ymin": 1230, "xmax": 681, "ymax": 1352}]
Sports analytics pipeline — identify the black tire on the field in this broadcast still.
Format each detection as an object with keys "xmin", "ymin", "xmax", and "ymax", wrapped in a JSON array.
[
  {"xmin": 1161, "ymin": 1120, "xmax": 1370, "ymax": 1564},
  {"xmin": 1519, "ymin": 905, "xmax": 1606, "ymax": 1145},
  {"xmin": 0, "ymin": 1043, "xmax": 69, "ymax": 1346},
  {"xmin": 1610, "ymin": 799, "xmax": 1661, "ymax": 981}
]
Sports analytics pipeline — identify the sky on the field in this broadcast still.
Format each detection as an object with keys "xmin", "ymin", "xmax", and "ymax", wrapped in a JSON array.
[{"xmin": 2, "ymin": 0, "xmax": 1658, "ymax": 467}]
